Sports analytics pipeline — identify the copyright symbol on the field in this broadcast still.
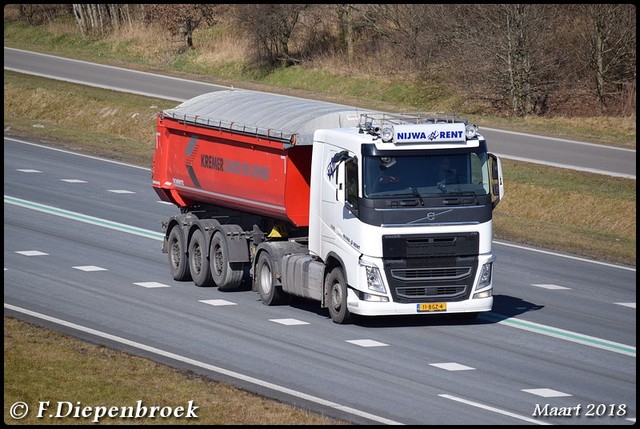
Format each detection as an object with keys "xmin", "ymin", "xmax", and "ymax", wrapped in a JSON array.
[{"xmin": 10, "ymin": 402, "xmax": 29, "ymax": 419}]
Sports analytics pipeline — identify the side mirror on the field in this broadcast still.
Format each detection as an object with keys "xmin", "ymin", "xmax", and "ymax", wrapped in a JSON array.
[{"xmin": 488, "ymin": 153, "xmax": 504, "ymax": 209}]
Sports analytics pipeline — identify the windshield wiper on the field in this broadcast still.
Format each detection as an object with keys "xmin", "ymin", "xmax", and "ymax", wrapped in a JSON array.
[
  {"xmin": 411, "ymin": 187, "xmax": 424, "ymax": 206},
  {"xmin": 441, "ymin": 191, "xmax": 480, "ymax": 205}
]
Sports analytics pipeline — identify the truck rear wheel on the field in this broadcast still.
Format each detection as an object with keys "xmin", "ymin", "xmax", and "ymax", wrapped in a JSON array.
[
  {"xmin": 256, "ymin": 251, "xmax": 285, "ymax": 305},
  {"xmin": 326, "ymin": 267, "xmax": 352, "ymax": 324},
  {"xmin": 188, "ymin": 229, "xmax": 213, "ymax": 287},
  {"xmin": 210, "ymin": 231, "xmax": 243, "ymax": 290},
  {"xmin": 168, "ymin": 226, "xmax": 191, "ymax": 281}
]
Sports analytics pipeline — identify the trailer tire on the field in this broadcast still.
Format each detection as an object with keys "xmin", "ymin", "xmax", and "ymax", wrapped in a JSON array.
[
  {"xmin": 326, "ymin": 267, "xmax": 352, "ymax": 324},
  {"xmin": 168, "ymin": 226, "xmax": 191, "ymax": 281},
  {"xmin": 256, "ymin": 251, "xmax": 286, "ymax": 305},
  {"xmin": 210, "ymin": 231, "xmax": 243, "ymax": 290},
  {"xmin": 188, "ymin": 229, "xmax": 213, "ymax": 287}
]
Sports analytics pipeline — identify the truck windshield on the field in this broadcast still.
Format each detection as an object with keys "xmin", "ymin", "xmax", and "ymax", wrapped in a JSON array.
[{"xmin": 363, "ymin": 153, "xmax": 490, "ymax": 198}]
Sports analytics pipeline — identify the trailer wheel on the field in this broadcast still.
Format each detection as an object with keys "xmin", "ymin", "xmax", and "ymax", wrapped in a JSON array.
[
  {"xmin": 210, "ymin": 231, "xmax": 243, "ymax": 290},
  {"xmin": 168, "ymin": 226, "xmax": 191, "ymax": 281},
  {"xmin": 188, "ymin": 229, "xmax": 213, "ymax": 287},
  {"xmin": 256, "ymin": 251, "xmax": 285, "ymax": 305},
  {"xmin": 326, "ymin": 267, "xmax": 352, "ymax": 324}
]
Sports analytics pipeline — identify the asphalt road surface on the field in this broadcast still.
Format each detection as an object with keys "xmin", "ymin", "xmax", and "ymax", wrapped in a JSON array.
[{"xmin": 4, "ymin": 138, "xmax": 635, "ymax": 425}]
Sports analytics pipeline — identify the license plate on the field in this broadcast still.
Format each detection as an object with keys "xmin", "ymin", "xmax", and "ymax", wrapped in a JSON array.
[{"xmin": 417, "ymin": 302, "xmax": 447, "ymax": 312}]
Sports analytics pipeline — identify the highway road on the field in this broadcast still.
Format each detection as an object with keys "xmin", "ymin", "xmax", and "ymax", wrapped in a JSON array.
[
  {"xmin": 4, "ymin": 138, "xmax": 636, "ymax": 425},
  {"xmin": 4, "ymin": 46, "xmax": 636, "ymax": 179}
]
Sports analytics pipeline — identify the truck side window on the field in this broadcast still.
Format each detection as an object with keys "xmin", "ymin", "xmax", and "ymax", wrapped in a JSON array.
[{"xmin": 345, "ymin": 159, "xmax": 359, "ymax": 210}]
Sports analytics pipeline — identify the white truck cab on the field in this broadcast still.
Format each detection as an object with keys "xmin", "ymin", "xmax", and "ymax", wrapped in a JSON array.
[{"xmin": 308, "ymin": 113, "xmax": 504, "ymax": 323}]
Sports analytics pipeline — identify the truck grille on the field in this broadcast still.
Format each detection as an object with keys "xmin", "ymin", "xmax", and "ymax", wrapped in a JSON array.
[
  {"xmin": 391, "ymin": 267, "xmax": 472, "ymax": 281},
  {"xmin": 382, "ymin": 233, "xmax": 479, "ymax": 303},
  {"xmin": 397, "ymin": 285, "xmax": 466, "ymax": 299}
]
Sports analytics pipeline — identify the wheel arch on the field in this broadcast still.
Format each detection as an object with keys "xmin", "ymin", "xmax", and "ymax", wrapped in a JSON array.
[
  {"xmin": 321, "ymin": 251, "xmax": 348, "ymax": 306},
  {"xmin": 182, "ymin": 219, "xmax": 220, "ymax": 259},
  {"xmin": 251, "ymin": 241, "xmax": 306, "ymax": 292},
  {"xmin": 163, "ymin": 217, "xmax": 184, "ymax": 253},
  {"xmin": 164, "ymin": 214, "xmax": 207, "ymax": 255},
  {"xmin": 211, "ymin": 224, "xmax": 249, "ymax": 263}
]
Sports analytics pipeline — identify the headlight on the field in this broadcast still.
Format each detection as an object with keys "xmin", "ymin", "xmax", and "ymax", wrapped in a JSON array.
[
  {"xmin": 362, "ymin": 263, "xmax": 386, "ymax": 294},
  {"xmin": 478, "ymin": 262, "xmax": 492, "ymax": 288},
  {"xmin": 465, "ymin": 124, "xmax": 478, "ymax": 139},
  {"xmin": 381, "ymin": 126, "xmax": 394, "ymax": 142}
]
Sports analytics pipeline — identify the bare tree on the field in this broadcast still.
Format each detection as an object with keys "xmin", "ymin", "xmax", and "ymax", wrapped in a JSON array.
[
  {"xmin": 72, "ymin": 4, "xmax": 139, "ymax": 36},
  {"xmin": 446, "ymin": 4, "xmax": 561, "ymax": 116},
  {"xmin": 233, "ymin": 4, "xmax": 309, "ymax": 67},
  {"xmin": 364, "ymin": 4, "xmax": 449, "ymax": 73},
  {"xmin": 576, "ymin": 4, "xmax": 636, "ymax": 111},
  {"xmin": 283, "ymin": 5, "xmax": 339, "ymax": 63},
  {"xmin": 335, "ymin": 4, "xmax": 356, "ymax": 66},
  {"xmin": 142, "ymin": 4, "xmax": 219, "ymax": 50},
  {"xmin": 17, "ymin": 4, "xmax": 70, "ymax": 25}
]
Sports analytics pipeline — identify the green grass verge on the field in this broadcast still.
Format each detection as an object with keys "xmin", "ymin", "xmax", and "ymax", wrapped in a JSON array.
[{"xmin": 4, "ymin": 317, "xmax": 350, "ymax": 425}]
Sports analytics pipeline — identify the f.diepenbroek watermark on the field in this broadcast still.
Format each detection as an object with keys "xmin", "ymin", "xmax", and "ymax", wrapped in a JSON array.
[{"xmin": 9, "ymin": 400, "xmax": 199, "ymax": 423}]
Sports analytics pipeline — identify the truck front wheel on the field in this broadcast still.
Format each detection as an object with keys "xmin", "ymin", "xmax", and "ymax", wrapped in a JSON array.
[
  {"xmin": 326, "ymin": 267, "xmax": 352, "ymax": 324},
  {"xmin": 256, "ymin": 251, "xmax": 285, "ymax": 305},
  {"xmin": 188, "ymin": 229, "xmax": 213, "ymax": 287},
  {"xmin": 168, "ymin": 226, "xmax": 191, "ymax": 281}
]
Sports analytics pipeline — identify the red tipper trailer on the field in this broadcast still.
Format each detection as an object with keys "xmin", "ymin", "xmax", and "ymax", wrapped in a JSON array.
[{"xmin": 152, "ymin": 90, "xmax": 362, "ymax": 227}]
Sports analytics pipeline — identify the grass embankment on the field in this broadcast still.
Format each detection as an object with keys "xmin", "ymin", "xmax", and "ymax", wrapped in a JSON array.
[{"xmin": 4, "ymin": 318, "xmax": 350, "ymax": 425}]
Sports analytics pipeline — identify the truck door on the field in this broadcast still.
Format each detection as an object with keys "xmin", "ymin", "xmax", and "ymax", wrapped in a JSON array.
[{"xmin": 320, "ymin": 149, "xmax": 357, "ymax": 252}]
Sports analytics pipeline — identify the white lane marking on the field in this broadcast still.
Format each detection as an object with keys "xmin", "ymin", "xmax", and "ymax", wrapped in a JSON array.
[
  {"xmin": 346, "ymin": 339, "xmax": 389, "ymax": 347},
  {"xmin": 134, "ymin": 282, "xmax": 170, "ymax": 288},
  {"xmin": 200, "ymin": 299, "xmax": 237, "ymax": 306},
  {"xmin": 494, "ymin": 240, "xmax": 635, "ymax": 272},
  {"xmin": 615, "ymin": 302, "xmax": 635, "ymax": 309},
  {"xmin": 494, "ymin": 154, "xmax": 635, "ymax": 179},
  {"xmin": 429, "ymin": 362, "xmax": 475, "ymax": 371},
  {"xmin": 531, "ymin": 283, "xmax": 571, "ymax": 290},
  {"xmin": 522, "ymin": 388, "xmax": 571, "ymax": 398},
  {"xmin": 107, "ymin": 189, "xmax": 136, "ymax": 194},
  {"xmin": 73, "ymin": 265, "xmax": 108, "ymax": 272},
  {"xmin": 438, "ymin": 394, "xmax": 552, "ymax": 425},
  {"xmin": 270, "ymin": 318, "xmax": 310, "ymax": 326},
  {"xmin": 15, "ymin": 250, "xmax": 49, "ymax": 256}
]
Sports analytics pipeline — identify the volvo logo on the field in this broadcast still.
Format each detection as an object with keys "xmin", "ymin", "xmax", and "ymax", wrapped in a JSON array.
[{"xmin": 407, "ymin": 209, "xmax": 453, "ymax": 225}]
